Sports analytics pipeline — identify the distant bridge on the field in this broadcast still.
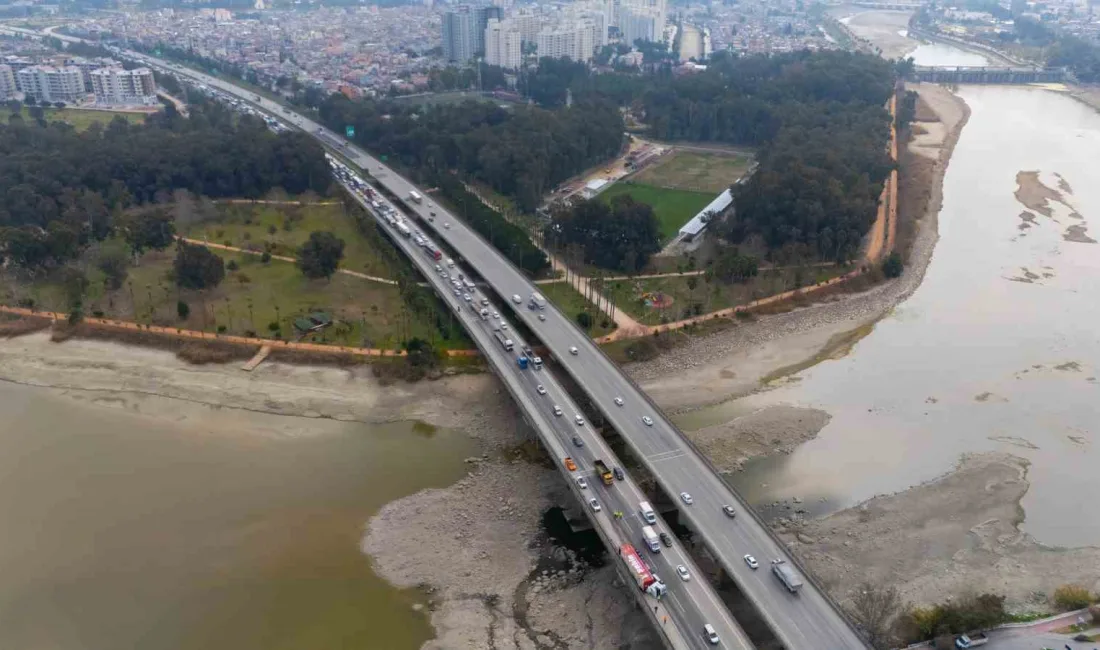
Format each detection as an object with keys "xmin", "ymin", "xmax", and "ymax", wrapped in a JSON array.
[
  {"xmin": 851, "ymin": 1, "xmax": 923, "ymax": 9},
  {"xmin": 912, "ymin": 65, "xmax": 1067, "ymax": 84}
]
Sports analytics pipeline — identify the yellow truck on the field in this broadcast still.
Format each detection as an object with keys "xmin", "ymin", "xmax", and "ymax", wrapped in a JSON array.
[{"xmin": 593, "ymin": 460, "xmax": 614, "ymax": 486}]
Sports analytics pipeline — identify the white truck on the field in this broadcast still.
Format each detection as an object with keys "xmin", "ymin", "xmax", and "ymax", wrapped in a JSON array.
[
  {"xmin": 771, "ymin": 559, "xmax": 804, "ymax": 593},
  {"xmin": 528, "ymin": 292, "xmax": 546, "ymax": 310},
  {"xmin": 396, "ymin": 222, "xmax": 411, "ymax": 237},
  {"xmin": 954, "ymin": 633, "xmax": 989, "ymax": 648},
  {"xmin": 641, "ymin": 526, "xmax": 661, "ymax": 553},
  {"xmin": 492, "ymin": 331, "xmax": 513, "ymax": 351},
  {"xmin": 638, "ymin": 501, "xmax": 657, "ymax": 525},
  {"xmin": 408, "ymin": 190, "xmax": 423, "ymax": 204}
]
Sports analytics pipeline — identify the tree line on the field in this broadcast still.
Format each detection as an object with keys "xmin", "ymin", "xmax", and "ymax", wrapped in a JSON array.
[{"xmin": 0, "ymin": 99, "xmax": 331, "ymax": 273}]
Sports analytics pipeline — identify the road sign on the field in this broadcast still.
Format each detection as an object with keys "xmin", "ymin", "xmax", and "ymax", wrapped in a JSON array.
[
  {"xmin": 380, "ymin": 155, "xmax": 388, "ymax": 162},
  {"xmin": 345, "ymin": 125, "xmax": 355, "ymax": 138}
]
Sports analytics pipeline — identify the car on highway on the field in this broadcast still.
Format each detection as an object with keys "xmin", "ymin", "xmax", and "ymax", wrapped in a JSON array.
[
  {"xmin": 500, "ymin": 322, "xmax": 508, "ymax": 330},
  {"xmin": 512, "ymin": 294, "xmax": 522, "ymax": 304},
  {"xmin": 680, "ymin": 492, "xmax": 694, "ymax": 505},
  {"xmin": 659, "ymin": 532, "xmax": 673, "ymax": 548},
  {"xmin": 574, "ymin": 415, "xmax": 585, "ymax": 426},
  {"xmin": 553, "ymin": 405, "xmax": 563, "ymax": 416},
  {"xmin": 642, "ymin": 416, "xmax": 654, "ymax": 426},
  {"xmin": 614, "ymin": 397, "xmax": 624, "ymax": 406},
  {"xmin": 452, "ymin": 289, "xmax": 460, "ymax": 296},
  {"xmin": 463, "ymin": 294, "xmax": 471, "ymax": 302},
  {"xmin": 492, "ymin": 311, "xmax": 499, "ymax": 319},
  {"xmin": 613, "ymin": 467, "xmax": 624, "ymax": 481},
  {"xmin": 569, "ymin": 346, "xmax": 578, "ymax": 355},
  {"xmin": 723, "ymin": 505, "xmax": 737, "ymax": 518},
  {"xmin": 704, "ymin": 623, "xmax": 720, "ymax": 646},
  {"xmin": 434, "ymin": 264, "xmax": 442, "ymax": 273},
  {"xmin": 676, "ymin": 565, "xmax": 690, "ymax": 581},
  {"xmin": 444, "ymin": 222, "xmax": 451, "ymax": 229},
  {"xmin": 744, "ymin": 554, "xmax": 759, "ymax": 570},
  {"xmin": 446, "ymin": 258, "xmax": 455, "ymax": 268},
  {"xmin": 536, "ymin": 385, "xmax": 546, "ymax": 395},
  {"xmin": 572, "ymin": 436, "xmax": 584, "ymax": 447},
  {"xmin": 563, "ymin": 457, "xmax": 577, "ymax": 471},
  {"xmin": 441, "ymin": 272, "xmax": 449, "ymax": 280},
  {"xmin": 588, "ymin": 498, "xmax": 601, "ymax": 512},
  {"xmin": 538, "ymin": 314, "xmax": 546, "ymax": 321},
  {"xmin": 576, "ymin": 477, "xmax": 588, "ymax": 489}
]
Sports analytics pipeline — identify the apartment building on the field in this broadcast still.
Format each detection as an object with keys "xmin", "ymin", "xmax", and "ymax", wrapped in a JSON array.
[
  {"xmin": 0, "ymin": 64, "xmax": 16, "ymax": 101},
  {"xmin": 16, "ymin": 65, "xmax": 86, "ymax": 104},
  {"xmin": 484, "ymin": 18, "xmax": 522, "ymax": 70},
  {"xmin": 442, "ymin": 4, "xmax": 503, "ymax": 63},
  {"xmin": 90, "ymin": 67, "xmax": 157, "ymax": 106},
  {"xmin": 536, "ymin": 21, "xmax": 597, "ymax": 62}
]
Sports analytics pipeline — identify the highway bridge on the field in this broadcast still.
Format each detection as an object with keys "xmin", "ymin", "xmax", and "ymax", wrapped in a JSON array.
[
  {"xmin": 2, "ymin": 25, "xmax": 870, "ymax": 649},
  {"xmin": 913, "ymin": 65, "xmax": 1067, "ymax": 84}
]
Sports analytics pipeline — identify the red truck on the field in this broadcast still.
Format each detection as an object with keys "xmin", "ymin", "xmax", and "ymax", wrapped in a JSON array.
[{"xmin": 620, "ymin": 544, "xmax": 667, "ymax": 598}]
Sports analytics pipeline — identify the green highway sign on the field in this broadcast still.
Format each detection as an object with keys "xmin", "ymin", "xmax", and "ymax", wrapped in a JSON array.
[{"xmin": 345, "ymin": 125, "xmax": 355, "ymax": 138}]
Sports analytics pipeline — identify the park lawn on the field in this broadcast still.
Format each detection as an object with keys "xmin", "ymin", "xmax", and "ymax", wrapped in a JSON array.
[
  {"xmin": 23, "ymin": 106, "xmax": 147, "ymax": 131},
  {"xmin": 537, "ymin": 280, "xmax": 614, "ymax": 338},
  {"xmin": 68, "ymin": 247, "xmax": 466, "ymax": 350},
  {"xmin": 604, "ymin": 265, "xmax": 849, "ymax": 326},
  {"xmin": 632, "ymin": 150, "xmax": 752, "ymax": 194},
  {"xmin": 599, "ymin": 182, "xmax": 714, "ymax": 244},
  {"xmin": 185, "ymin": 202, "xmax": 397, "ymax": 279}
]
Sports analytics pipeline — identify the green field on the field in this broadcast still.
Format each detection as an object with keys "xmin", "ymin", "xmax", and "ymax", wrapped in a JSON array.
[
  {"xmin": 599, "ymin": 182, "xmax": 714, "ymax": 244},
  {"xmin": 537, "ymin": 281, "xmax": 614, "ymax": 337},
  {"xmin": 185, "ymin": 202, "xmax": 397, "ymax": 280},
  {"xmin": 20, "ymin": 106, "xmax": 147, "ymax": 131},
  {"xmin": 632, "ymin": 150, "xmax": 752, "ymax": 194}
]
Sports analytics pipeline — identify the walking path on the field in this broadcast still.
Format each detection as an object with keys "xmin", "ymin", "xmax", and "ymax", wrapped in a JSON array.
[
  {"xmin": 213, "ymin": 199, "xmax": 341, "ymax": 206},
  {"xmin": 177, "ymin": 237, "xmax": 399, "ymax": 285}
]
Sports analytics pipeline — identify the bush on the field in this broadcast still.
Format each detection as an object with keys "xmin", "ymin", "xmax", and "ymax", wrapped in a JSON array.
[
  {"xmin": 177, "ymin": 300, "xmax": 190, "ymax": 320},
  {"xmin": 267, "ymin": 321, "xmax": 280, "ymax": 332},
  {"xmin": 227, "ymin": 259, "xmax": 239, "ymax": 271},
  {"xmin": 576, "ymin": 311, "xmax": 593, "ymax": 329},
  {"xmin": 1053, "ymin": 584, "xmax": 1093, "ymax": 611},
  {"xmin": 883, "ymin": 251, "xmax": 904, "ymax": 278},
  {"xmin": 261, "ymin": 251, "xmax": 272, "ymax": 263},
  {"xmin": 1090, "ymin": 603, "xmax": 1100, "ymax": 623},
  {"xmin": 897, "ymin": 593, "xmax": 1008, "ymax": 643},
  {"xmin": 268, "ymin": 224, "xmax": 278, "ymax": 235},
  {"xmin": 217, "ymin": 325, "xmax": 227, "ymax": 333}
]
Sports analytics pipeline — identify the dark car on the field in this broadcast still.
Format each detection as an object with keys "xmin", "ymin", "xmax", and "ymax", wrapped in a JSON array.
[
  {"xmin": 613, "ymin": 467, "xmax": 624, "ymax": 481},
  {"xmin": 572, "ymin": 436, "xmax": 584, "ymax": 448},
  {"xmin": 659, "ymin": 532, "xmax": 673, "ymax": 548}
]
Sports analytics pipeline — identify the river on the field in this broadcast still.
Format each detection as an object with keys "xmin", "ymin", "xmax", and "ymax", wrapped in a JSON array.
[
  {"xmin": 0, "ymin": 381, "xmax": 476, "ymax": 649},
  {"xmin": 690, "ymin": 43, "xmax": 1100, "ymax": 547}
]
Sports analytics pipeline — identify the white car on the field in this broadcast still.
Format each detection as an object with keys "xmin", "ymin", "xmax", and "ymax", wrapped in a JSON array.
[
  {"xmin": 538, "ymin": 314, "xmax": 546, "ymax": 321},
  {"xmin": 680, "ymin": 492, "xmax": 693, "ymax": 505},
  {"xmin": 492, "ymin": 311, "xmax": 499, "ymax": 319},
  {"xmin": 536, "ymin": 384, "xmax": 546, "ymax": 395},
  {"xmin": 588, "ymin": 498, "xmax": 601, "ymax": 512},
  {"xmin": 574, "ymin": 415, "xmax": 585, "ymax": 426},
  {"xmin": 443, "ymin": 222, "xmax": 451, "ymax": 229},
  {"xmin": 553, "ymin": 405, "xmax": 563, "ymax": 416},
  {"xmin": 576, "ymin": 477, "xmax": 588, "ymax": 489},
  {"xmin": 446, "ymin": 258, "xmax": 455, "ymax": 268},
  {"xmin": 463, "ymin": 294, "xmax": 472, "ymax": 302},
  {"xmin": 452, "ymin": 289, "xmax": 460, "ymax": 296},
  {"xmin": 676, "ymin": 565, "xmax": 690, "ymax": 581},
  {"xmin": 434, "ymin": 264, "xmax": 442, "ymax": 272},
  {"xmin": 614, "ymin": 397, "xmax": 624, "ymax": 407},
  {"xmin": 642, "ymin": 416, "xmax": 654, "ymax": 426},
  {"xmin": 569, "ymin": 346, "xmax": 578, "ymax": 355},
  {"xmin": 500, "ymin": 322, "xmax": 508, "ymax": 330},
  {"xmin": 512, "ymin": 294, "xmax": 522, "ymax": 304},
  {"xmin": 743, "ymin": 554, "xmax": 759, "ymax": 570}
]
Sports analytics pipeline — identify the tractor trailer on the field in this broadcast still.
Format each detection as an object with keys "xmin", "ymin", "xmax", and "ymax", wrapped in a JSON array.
[
  {"xmin": 771, "ymin": 560, "xmax": 804, "ymax": 593},
  {"xmin": 620, "ymin": 544, "xmax": 667, "ymax": 599}
]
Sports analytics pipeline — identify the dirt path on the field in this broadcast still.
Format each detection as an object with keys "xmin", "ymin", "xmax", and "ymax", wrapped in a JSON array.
[{"xmin": 177, "ymin": 236, "xmax": 398, "ymax": 285}]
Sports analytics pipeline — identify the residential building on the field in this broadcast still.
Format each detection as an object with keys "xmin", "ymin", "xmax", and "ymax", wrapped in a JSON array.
[
  {"xmin": 474, "ymin": 4, "xmax": 503, "ymax": 54},
  {"xmin": 511, "ymin": 9, "xmax": 545, "ymax": 45},
  {"xmin": 484, "ymin": 18, "xmax": 522, "ymax": 69},
  {"xmin": 536, "ymin": 21, "xmax": 596, "ymax": 62},
  {"xmin": 65, "ymin": 56, "xmax": 120, "ymax": 90},
  {"xmin": 619, "ymin": 4, "xmax": 661, "ymax": 45},
  {"xmin": 91, "ymin": 66, "xmax": 157, "ymax": 106},
  {"xmin": 442, "ymin": 4, "xmax": 503, "ymax": 63},
  {"xmin": 0, "ymin": 64, "xmax": 16, "ymax": 101},
  {"xmin": 16, "ymin": 65, "xmax": 85, "ymax": 104}
]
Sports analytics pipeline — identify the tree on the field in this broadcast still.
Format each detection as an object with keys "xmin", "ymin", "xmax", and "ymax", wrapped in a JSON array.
[
  {"xmin": 119, "ymin": 210, "xmax": 177, "ymax": 255},
  {"xmin": 177, "ymin": 300, "xmax": 191, "ymax": 320},
  {"xmin": 550, "ymin": 195, "xmax": 661, "ymax": 271},
  {"xmin": 174, "ymin": 242, "xmax": 225, "ymax": 290},
  {"xmin": 883, "ymin": 252, "xmax": 903, "ymax": 278},
  {"xmin": 850, "ymin": 583, "xmax": 901, "ymax": 650},
  {"xmin": 94, "ymin": 240, "xmax": 131, "ymax": 290},
  {"xmin": 404, "ymin": 336, "xmax": 438, "ymax": 368},
  {"xmin": 576, "ymin": 311, "xmax": 593, "ymax": 329},
  {"xmin": 297, "ymin": 231, "xmax": 345, "ymax": 279}
]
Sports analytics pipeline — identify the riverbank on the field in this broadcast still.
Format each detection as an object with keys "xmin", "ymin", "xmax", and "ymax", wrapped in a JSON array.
[{"xmin": 787, "ymin": 452, "xmax": 1100, "ymax": 612}]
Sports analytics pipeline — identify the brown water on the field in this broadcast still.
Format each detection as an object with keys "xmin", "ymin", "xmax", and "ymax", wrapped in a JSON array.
[
  {"xmin": 689, "ymin": 54, "xmax": 1100, "ymax": 547},
  {"xmin": 0, "ymin": 381, "xmax": 476, "ymax": 650}
]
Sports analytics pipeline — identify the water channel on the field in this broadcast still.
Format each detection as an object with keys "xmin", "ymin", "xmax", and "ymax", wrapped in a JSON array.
[
  {"xmin": 0, "ymin": 381, "xmax": 476, "ymax": 649},
  {"xmin": 695, "ymin": 43, "xmax": 1100, "ymax": 548}
]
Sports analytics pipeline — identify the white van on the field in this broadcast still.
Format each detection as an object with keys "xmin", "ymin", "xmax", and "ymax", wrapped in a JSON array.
[
  {"xmin": 703, "ymin": 624, "xmax": 719, "ymax": 645},
  {"xmin": 639, "ymin": 501, "xmax": 656, "ymax": 525}
]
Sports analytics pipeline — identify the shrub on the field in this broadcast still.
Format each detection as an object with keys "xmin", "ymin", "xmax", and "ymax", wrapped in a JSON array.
[
  {"xmin": 177, "ymin": 300, "xmax": 190, "ymax": 320},
  {"xmin": 217, "ymin": 325, "xmax": 227, "ymax": 333},
  {"xmin": 268, "ymin": 224, "xmax": 278, "ymax": 235},
  {"xmin": 227, "ymin": 259, "xmax": 239, "ymax": 271},
  {"xmin": 261, "ymin": 251, "xmax": 272, "ymax": 263},
  {"xmin": 576, "ymin": 311, "xmax": 593, "ymax": 329},
  {"xmin": 883, "ymin": 252, "xmax": 904, "ymax": 278},
  {"xmin": 236, "ymin": 272, "xmax": 251, "ymax": 284},
  {"xmin": 267, "ymin": 321, "xmax": 280, "ymax": 332},
  {"xmin": 1053, "ymin": 584, "xmax": 1093, "ymax": 611}
]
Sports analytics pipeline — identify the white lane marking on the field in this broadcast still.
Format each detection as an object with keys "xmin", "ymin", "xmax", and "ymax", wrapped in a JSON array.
[{"xmin": 648, "ymin": 449, "xmax": 687, "ymax": 463}]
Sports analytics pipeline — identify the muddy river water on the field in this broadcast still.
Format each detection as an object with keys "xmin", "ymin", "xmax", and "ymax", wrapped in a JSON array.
[
  {"xmin": 702, "ymin": 44, "xmax": 1100, "ymax": 547},
  {"xmin": 0, "ymin": 381, "xmax": 475, "ymax": 649}
]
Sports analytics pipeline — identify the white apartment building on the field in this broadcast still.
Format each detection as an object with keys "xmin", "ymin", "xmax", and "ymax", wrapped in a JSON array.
[
  {"xmin": 65, "ymin": 56, "xmax": 121, "ymax": 90},
  {"xmin": 618, "ymin": 4, "xmax": 661, "ymax": 45},
  {"xmin": 16, "ymin": 65, "xmax": 86, "ymax": 104},
  {"xmin": 536, "ymin": 21, "xmax": 597, "ymax": 62},
  {"xmin": 484, "ymin": 18, "xmax": 523, "ymax": 70},
  {"xmin": 90, "ymin": 67, "xmax": 157, "ymax": 106},
  {"xmin": 510, "ymin": 9, "xmax": 545, "ymax": 45},
  {"xmin": 0, "ymin": 64, "xmax": 16, "ymax": 101}
]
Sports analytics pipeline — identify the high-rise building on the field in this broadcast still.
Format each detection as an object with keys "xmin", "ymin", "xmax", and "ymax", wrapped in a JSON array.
[
  {"xmin": 618, "ymin": 5, "xmax": 661, "ymax": 45},
  {"xmin": 91, "ymin": 67, "xmax": 157, "ymax": 106},
  {"xmin": 511, "ymin": 9, "xmax": 545, "ymax": 45},
  {"xmin": 536, "ymin": 21, "xmax": 597, "ymax": 63},
  {"xmin": 16, "ymin": 65, "xmax": 85, "ymax": 104},
  {"xmin": 0, "ymin": 64, "xmax": 16, "ymax": 101},
  {"xmin": 443, "ymin": 5, "xmax": 504, "ymax": 63},
  {"xmin": 484, "ymin": 18, "xmax": 522, "ymax": 70},
  {"xmin": 65, "ymin": 56, "xmax": 121, "ymax": 91}
]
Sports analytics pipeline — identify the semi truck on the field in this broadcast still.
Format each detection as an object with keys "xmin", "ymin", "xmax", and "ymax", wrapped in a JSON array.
[
  {"xmin": 641, "ymin": 526, "xmax": 661, "ymax": 553},
  {"xmin": 954, "ymin": 633, "xmax": 989, "ymax": 648},
  {"xmin": 493, "ymin": 331, "xmax": 513, "ymax": 351},
  {"xmin": 408, "ymin": 190, "xmax": 423, "ymax": 204},
  {"xmin": 593, "ymin": 460, "xmax": 613, "ymax": 485},
  {"xmin": 396, "ymin": 222, "xmax": 411, "ymax": 237},
  {"xmin": 771, "ymin": 560, "xmax": 804, "ymax": 593},
  {"xmin": 620, "ymin": 544, "xmax": 667, "ymax": 598}
]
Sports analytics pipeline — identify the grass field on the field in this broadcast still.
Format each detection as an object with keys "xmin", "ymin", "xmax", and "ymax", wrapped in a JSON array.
[
  {"xmin": 21, "ymin": 107, "xmax": 147, "ymax": 131},
  {"xmin": 537, "ymin": 281, "xmax": 614, "ymax": 338},
  {"xmin": 632, "ymin": 150, "xmax": 752, "ymax": 194},
  {"xmin": 604, "ymin": 265, "xmax": 849, "ymax": 325},
  {"xmin": 184, "ymin": 202, "xmax": 397, "ymax": 279},
  {"xmin": 599, "ymin": 182, "xmax": 714, "ymax": 244}
]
